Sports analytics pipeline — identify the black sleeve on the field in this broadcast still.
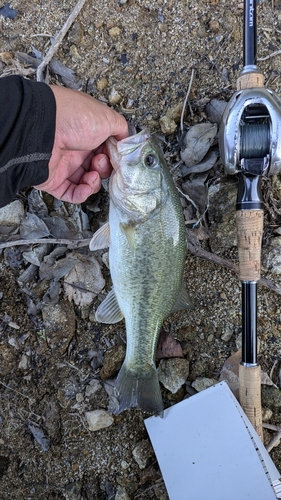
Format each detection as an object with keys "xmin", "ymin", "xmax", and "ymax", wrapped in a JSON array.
[{"xmin": 0, "ymin": 75, "xmax": 56, "ymax": 208}]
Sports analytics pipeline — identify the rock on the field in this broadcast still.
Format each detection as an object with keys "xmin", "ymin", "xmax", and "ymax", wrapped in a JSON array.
[
  {"xmin": 85, "ymin": 379, "xmax": 102, "ymax": 399},
  {"xmin": 221, "ymin": 326, "xmax": 233, "ymax": 342},
  {"xmin": 85, "ymin": 409, "xmax": 114, "ymax": 431},
  {"xmin": 18, "ymin": 354, "xmax": 28, "ymax": 370},
  {"xmin": 115, "ymin": 485, "xmax": 130, "ymax": 500},
  {"xmin": 208, "ymin": 179, "xmax": 237, "ymax": 253},
  {"xmin": 271, "ymin": 174, "xmax": 281, "ymax": 200},
  {"xmin": 0, "ymin": 200, "xmax": 24, "ymax": 226},
  {"xmin": 44, "ymin": 399, "xmax": 61, "ymax": 444},
  {"xmin": 109, "ymin": 26, "xmax": 121, "ymax": 38},
  {"xmin": 236, "ymin": 332, "xmax": 242, "ymax": 350},
  {"xmin": 132, "ymin": 439, "xmax": 153, "ymax": 469},
  {"xmin": 159, "ymin": 102, "xmax": 183, "ymax": 134},
  {"xmin": 69, "ymin": 45, "xmax": 81, "ymax": 62},
  {"xmin": 100, "ymin": 344, "xmax": 126, "ymax": 379},
  {"xmin": 68, "ymin": 21, "xmax": 82, "ymax": 44},
  {"xmin": 76, "ymin": 392, "xmax": 84, "ymax": 403},
  {"xmin": 159, "ymin": 114, "xmax": 177, "ymax": 135},
  {"xmin": 96, "ymin": 77, "xmax": 108, "ymax": 91},
  {"xmin": 208, "ymin": 19, "xmax": 220, "ymax": 33},
  {"xmin": 28, "ymin": 424, "xmax": 50, "ymax": 452},
  {"xmin": 221, "ymin": 67, "xmax": 230, "ymax": 82},
  {"xmin": 65, "ymin": 481, "xmax": 82, "ymax": 500},
  {"xmin": 262, "ymin": 407, "xmax": 273, "ymax": 421},
  {"xmin": 205, "ymin": 98, "xmax": 227, "ymax": 124},
  {"xmin": 192, "ymin": 377, "xmax": 218, "ymax": 392},
  {"xmin": 0, "ymin": 52, "xmax": 13, "ymax": 64},
  {"xmin": 108, "ymin": 87, "xmax": 122, "ymax": 105},
  {"xmin": 41, "ymin": 300, "xmax": 76, "ymax": 355},
  {"xmin": 158, "ymin": 358, "xmax": 189, "ymax": 393},
  {"xmin": 81, "ymin": 473, "xmax": 101, "ymax": 499},
  {"xmin": 0, "ymin": 345, "xmax": 17, "ymax": 375},
  {"xmin": 261, "ymin": 385, "xmax": 281, "ymax": 409},
  {"xmin": 262, "ymin": 238, "xmax": 281, "ymax": 274}
]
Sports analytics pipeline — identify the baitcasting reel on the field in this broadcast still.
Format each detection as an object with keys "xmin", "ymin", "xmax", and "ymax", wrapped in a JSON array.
[
  {"xmin": 219, "ymin": 65, "xmax": 281, "ymax": 177},
  {"xmin": 218, "ymin": 0, "xmax": 281, "ymax": 443}
]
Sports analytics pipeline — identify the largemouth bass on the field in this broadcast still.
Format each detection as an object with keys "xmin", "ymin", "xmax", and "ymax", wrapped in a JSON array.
[{"xmin": 90, "ymin": 128, "xmax": 193, "ymax": 416}]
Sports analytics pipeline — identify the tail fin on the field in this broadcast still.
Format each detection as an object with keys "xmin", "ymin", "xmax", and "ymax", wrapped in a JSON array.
[{"xmin": 113, "ymin": 362, "xmax": 163, "ymax": 417}]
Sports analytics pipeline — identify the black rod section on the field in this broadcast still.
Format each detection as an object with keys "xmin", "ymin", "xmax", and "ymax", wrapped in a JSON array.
[
  {"xmin": 244, "ymin": 0, "xmax": 257, "ymax": 66},
  {"xmin": 236, "ymin": 172, "xmax": 263, "ymax": 210},
  {"xmin": 241, "ymin": 282, "xmax": 258, "ymax": 365}
]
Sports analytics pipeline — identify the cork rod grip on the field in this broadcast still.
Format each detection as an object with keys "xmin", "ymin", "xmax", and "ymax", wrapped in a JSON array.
[
  {"xmin": 237, "ymin": 71, "xmax": 264, "ymax": 90},
  {"xmin": 239, "ymin": 364, "xmax": 263, "ymax": 441},
  {"xmin": 236, "ymin": 209, "xmax": 264, "ymax": 281}
]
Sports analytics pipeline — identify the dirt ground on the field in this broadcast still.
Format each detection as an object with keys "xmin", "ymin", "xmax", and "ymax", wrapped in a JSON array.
[{"xmin": 1, "ymin": 0, "xmax": 281, "ymax": 499}]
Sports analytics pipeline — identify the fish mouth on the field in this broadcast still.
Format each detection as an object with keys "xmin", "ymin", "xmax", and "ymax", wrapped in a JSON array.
[{"xmin": 106, "ymin": 128, "xmax": 151, "ymax": 171}]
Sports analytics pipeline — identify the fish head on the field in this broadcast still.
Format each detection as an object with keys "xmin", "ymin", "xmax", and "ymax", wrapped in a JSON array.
[{"xmin": 107, "ymin": 128, "xmax": 168, "ymax": 221}]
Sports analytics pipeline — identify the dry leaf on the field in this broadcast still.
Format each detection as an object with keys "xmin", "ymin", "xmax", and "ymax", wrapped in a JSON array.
[
  {"xmin": 20, "ymin": 213, "xmax": 50, "ymax": 240},
  {"xmin": 180, "ymin": 122, "xmax": 217, "ymax": 167},
  {"xmin": 63, "ymin": 252, "xmax": 105, "ymax": 306},
  {"xmin": 156, "ymin": 330, "xmax": 183, "ymax": 361}
]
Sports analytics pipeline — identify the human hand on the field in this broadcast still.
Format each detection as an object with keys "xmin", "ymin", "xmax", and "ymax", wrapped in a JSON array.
[{"xmin": 34, "ymin": 85, "xmax": 129, "ymax": 203}]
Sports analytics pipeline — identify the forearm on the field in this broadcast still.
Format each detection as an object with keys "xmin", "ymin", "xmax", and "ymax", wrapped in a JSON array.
[{"xmin": 0, "ymin": 75, "xmax": 56, "ymax": 207}]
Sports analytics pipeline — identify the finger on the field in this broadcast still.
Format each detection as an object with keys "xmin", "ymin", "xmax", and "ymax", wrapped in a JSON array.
[
  {"xmin": 81, "ymin": 151, "xmax": 95, "ymax": 170},
  {"xmin": 67, "ymin": 172, "xmax": 102, "ymax": 203},
  {"xmin": 104, "ymin": 108, "xmax": 129, "ymax": 141},
  {"xmin": 91, "ymin": 153, "xmax": 112, "ymax": 178},
  {"xmin": 41, "ymin": 170, "xmax": 101, "ymax": 203}
]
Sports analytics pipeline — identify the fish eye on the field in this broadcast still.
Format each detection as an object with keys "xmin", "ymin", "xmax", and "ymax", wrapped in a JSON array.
[{"xmin": 144, "ymin": 153, "xmax": 157, "ymax": 168}]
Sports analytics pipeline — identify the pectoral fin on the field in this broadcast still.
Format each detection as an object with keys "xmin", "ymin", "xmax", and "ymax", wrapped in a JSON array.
[
  {"xmin": 95, "ymin": 287, "xmax": 124, "ymax": 324},
  {"xmin": 171, "ymin": 284, "xmax": 194, "ymax": 312},
  {"xmin": 120, "ymin": 223, "xmax": 136, "ymax": 252},
  {"xmin": 89, "ymin": 222, "xmax": 110, "ymax": 251}
]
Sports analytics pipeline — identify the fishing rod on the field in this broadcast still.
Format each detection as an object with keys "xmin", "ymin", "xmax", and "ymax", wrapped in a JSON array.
[{"xmin": 220, "ymin": 0, "xmax": 281, "ymax": 441}]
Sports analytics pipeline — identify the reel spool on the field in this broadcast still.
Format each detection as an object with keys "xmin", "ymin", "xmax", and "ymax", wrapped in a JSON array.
[{"xmin": 219, "ymin": 82, "xmax": 281, "ymax": 176}]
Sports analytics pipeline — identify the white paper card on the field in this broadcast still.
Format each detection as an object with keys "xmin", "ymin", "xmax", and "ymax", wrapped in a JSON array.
[{"xmin": 145, "ymin": 381, "xmax": 279, "ymax": 500}]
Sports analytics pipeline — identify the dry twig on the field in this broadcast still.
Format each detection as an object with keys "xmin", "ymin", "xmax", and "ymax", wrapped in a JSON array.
[
  {"xmin": 36, "ymin": 0, "xmax": 88, "ymax": 82},
  {"xmin": 257, "ymin": 49, "xmax": 281, "ymax": 62},
  {"xmin": 186, "ymin": 229, "xmax": 281, "ymax": 296},
  {"xmin": 180, "ymin": 68, "xmax": 195, "ymax": 131},
  {"xmin": 0, "ymin": 237, "xmax": 91, "ymax": 250},
  {"xmin": 0, "ymin": 380, "xmax": 35, "ymax": 401},
  {"xmin": 263, "ymin": 423, "xmax": 281, "ymax": 453},
  {"xmin": 1, "ymin": 230, "xmax": 280, "ymax": 295}
]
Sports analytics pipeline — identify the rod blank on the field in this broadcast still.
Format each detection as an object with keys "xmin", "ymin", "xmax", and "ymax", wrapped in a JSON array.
[{"xmin": 244, "ymin": 0, "xmax": 257, "ymax": 66}]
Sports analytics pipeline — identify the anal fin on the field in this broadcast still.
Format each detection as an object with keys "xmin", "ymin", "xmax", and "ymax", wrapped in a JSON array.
[{"xmin": 171, "ymin": 283, "xmax": 194, "ymax": 312}]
